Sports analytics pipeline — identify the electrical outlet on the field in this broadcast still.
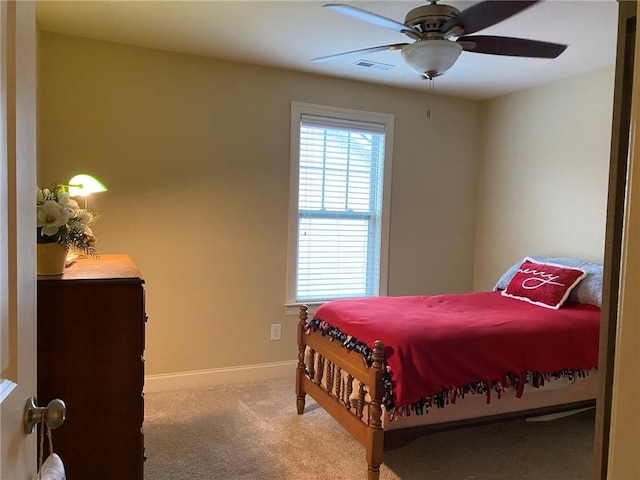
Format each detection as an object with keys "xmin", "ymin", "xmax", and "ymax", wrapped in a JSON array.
[{"xmin": 270, "ymin": 323, "xmax": 282, "ymax": 341}]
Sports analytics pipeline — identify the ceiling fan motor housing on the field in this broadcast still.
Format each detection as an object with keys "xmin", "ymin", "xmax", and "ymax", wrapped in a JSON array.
[{"xmin": 404, "ymin": 3, "xmax": 460, "ymax": 36}]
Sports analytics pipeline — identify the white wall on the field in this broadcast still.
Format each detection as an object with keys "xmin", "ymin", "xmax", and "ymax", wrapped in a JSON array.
[{"xmin": 474, "ymin": 67, "xmax": 615, "ymax": 290}]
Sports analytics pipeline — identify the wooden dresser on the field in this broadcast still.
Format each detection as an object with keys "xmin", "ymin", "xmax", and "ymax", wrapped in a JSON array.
[{"xmin": 37, "ymin": 254, "xmax": 146, "ymax": 480}]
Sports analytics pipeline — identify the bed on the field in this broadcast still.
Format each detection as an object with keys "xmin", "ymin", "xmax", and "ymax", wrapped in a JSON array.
[{"xmin": 295, "ymin": 257, "xmax": 603, "ymax": 479}]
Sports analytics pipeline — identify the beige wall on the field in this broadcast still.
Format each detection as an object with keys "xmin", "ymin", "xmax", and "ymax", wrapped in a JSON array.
[
  {"xmin": 474, "ymin": 67, "xmax": 615, "ymax": 291},
  {"xmin": 36, "ymin": 31, "xmax": 481, "ymax": 376}
]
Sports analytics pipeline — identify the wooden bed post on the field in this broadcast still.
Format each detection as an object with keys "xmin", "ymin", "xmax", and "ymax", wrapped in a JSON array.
[
  {"xmin": 366, "ymin": 340, "xmax": 385, "ymax": 480},
  {"xmin": 296, "ymin": 305, "xmax": 308, "ymax": 415}
]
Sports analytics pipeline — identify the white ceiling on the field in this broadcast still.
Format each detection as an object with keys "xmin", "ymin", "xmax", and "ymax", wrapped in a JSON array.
[{"xmin": 36, "ymin": 0, "xmax": 620, "ymax": 100}]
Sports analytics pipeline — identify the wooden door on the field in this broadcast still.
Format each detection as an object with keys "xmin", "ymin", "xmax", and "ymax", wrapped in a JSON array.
[{"xmin": 0, "ymin": 1, "xmax": 38, "ymax": 478}]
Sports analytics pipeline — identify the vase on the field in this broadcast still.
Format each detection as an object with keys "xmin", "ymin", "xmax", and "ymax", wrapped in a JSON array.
[{"xmin": 37, "ymin": 243, "xmax": 68, "ymax": 276}]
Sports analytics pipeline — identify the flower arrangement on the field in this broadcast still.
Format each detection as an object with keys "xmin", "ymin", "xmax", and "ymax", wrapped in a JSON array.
[{"xmin": 36, "ymin": 184, "xmax": 98, "ymax": 256}]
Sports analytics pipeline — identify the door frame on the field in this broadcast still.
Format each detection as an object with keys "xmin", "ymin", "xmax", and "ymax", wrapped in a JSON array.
[{"xmin": 594, "ymin": 1, "xmax": 638, "ymax": 478}]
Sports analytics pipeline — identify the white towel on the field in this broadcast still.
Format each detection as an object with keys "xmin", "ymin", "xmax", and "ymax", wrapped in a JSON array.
[{"xmin": 39, "ymin": 453, "xmax": 66, "ymax": 480}]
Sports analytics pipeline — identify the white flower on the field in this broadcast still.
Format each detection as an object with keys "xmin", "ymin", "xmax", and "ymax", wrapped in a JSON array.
[
  {"xmin": 57, "ymin": 191, "xmax": 78, "ymax": 211},
  {"xmin": 36, "ymin": 183, "xmax": 99, "ymax": 256},
  {"xmin": 37, "ymin": 200, "xmax": 70, "ymax": 236}
]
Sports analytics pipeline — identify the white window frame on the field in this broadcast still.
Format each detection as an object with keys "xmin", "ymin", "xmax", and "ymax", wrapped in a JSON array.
[{"xmin": 285, "ymin": 102, "xmax": 394, "ymax": 315}]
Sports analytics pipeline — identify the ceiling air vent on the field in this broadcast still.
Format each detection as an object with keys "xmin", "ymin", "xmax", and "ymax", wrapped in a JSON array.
[{"xmin": 353, "ymin": 60, "xmax": 394, "ymax": 71}]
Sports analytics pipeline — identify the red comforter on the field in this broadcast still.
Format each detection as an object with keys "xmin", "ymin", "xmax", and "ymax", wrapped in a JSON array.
[{"xmin": 312, "ymin": 292, "xmax": 600, "ymax": 408}]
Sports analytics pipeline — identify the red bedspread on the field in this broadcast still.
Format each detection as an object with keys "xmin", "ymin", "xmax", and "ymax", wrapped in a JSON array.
[{"xmin": 312, "ymin": 292, "xmax": 600, "ymax": 408}]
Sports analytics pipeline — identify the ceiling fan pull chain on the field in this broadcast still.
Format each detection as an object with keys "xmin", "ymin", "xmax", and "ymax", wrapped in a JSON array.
[{"xmin": 426, "ymin": 77, "xmax": 435, "ymax": 119}]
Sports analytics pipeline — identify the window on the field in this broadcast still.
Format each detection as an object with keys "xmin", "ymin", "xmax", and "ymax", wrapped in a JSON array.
[{"xmin": 286, "ymin": 102, "xmax": 394, "ymax": 311}]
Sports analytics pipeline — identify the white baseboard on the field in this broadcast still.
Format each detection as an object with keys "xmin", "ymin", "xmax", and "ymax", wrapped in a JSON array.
[{"xmin": 144, "ymin": 360, "xmax": 297, "ymax": 393}]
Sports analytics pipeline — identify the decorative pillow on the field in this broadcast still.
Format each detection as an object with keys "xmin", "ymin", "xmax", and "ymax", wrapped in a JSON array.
[
  {"xmin": 493, "ymin": 256, "xmax": 603, "ymax": 306},
  {"xmin": 501, "ymin": 257, "xmax": 587, "ymax": 309}
]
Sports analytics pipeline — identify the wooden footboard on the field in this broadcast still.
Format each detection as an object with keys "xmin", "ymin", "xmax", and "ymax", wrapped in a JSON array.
[{"xmin": 296, "ymin": 305, "xmax": 385, "ymax": 480}]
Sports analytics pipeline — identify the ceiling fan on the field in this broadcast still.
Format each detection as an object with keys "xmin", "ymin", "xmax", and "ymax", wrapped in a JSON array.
[{"xmin": 312, "ymin": 1, "xmax": 567, "ymax": 80}]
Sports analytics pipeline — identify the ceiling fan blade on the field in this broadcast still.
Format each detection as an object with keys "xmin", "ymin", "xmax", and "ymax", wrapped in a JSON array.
[
  {"xmin": 311, "ymin": 44, "xmax": 409, "ymax": 63},
  {"xmin": 442, "ymin": 1, "xmax": 539, "ymax": 36},
  {"xmin": 324, "ymin": 4, "xmax": 421, "ymax": 39},
  {"xmin": 458, "ymin": 35, "xmax": 567, "ymax": 58}
]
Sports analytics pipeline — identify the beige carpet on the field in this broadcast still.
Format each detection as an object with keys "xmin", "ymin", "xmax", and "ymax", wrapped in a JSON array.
[{"xmin": 143, "ymin": 376, "xmax": 595, "ymax": 480}]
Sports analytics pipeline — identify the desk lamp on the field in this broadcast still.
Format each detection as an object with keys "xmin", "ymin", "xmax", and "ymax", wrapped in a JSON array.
[{"xmin": 67, "ymin": 174, "xmax": 107, "ymax": 209}]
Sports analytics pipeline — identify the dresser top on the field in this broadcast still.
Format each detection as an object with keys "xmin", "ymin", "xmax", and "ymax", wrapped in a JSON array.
[{"xmin": 38, "ymin": 254, "xmax": 144, "ymax": 283}]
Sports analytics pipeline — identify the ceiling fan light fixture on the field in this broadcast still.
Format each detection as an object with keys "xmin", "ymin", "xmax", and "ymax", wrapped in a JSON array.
[{"xmin": 401, "ymin": 40, "xmax": 462, "ymax": 79}]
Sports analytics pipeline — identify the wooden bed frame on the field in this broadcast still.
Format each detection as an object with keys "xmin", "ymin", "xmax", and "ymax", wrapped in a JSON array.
[
  {"xmin": 295, "ymin": 305, "xmax": 596, "ymax": 480},
  {"xmin": 296, "ymin": 305, "xmax": 385, "ymax": 479}
]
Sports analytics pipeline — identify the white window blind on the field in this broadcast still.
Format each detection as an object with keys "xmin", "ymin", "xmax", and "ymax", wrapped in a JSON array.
[{"xmin": 293, "ymin": 110, "xmax": 388, "ymax": 302}]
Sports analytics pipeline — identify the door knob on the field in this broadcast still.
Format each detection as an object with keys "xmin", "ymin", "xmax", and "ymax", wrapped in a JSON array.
[{"xmin": 23, "ymin": 396, "xmax": 66, "ymax": 434}]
